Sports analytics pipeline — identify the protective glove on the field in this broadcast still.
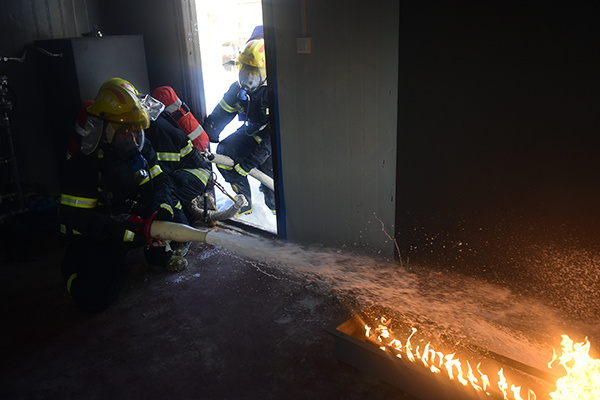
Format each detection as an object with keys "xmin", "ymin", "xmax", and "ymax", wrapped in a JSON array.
[
  {"xmin": 232, "ymin": 194, "xmax": 248, "ymax": 211},
  {"xmin": 123, "ymin": 214, "xmax": 146, "ymax": 231},
  {"xmin": 154, "ymin": 202, "xmax": 174, "ymax": 222},
  {"xmin": 106, "ymin": 214, "xmax": 153, "ymax": 245},
  {"xmin": 111, "ymin": 211, "xmax": 163, "ymax": 247},
  {"xmin": 131, "ymin": 154, "xmax": 149, "ymax": 185},
  {"xmin": 200, "ymin": 149, "xmax": 215, "ymax": 162},
  {"xmin": 143, "ymin": 204, "xmax": 174, "ymax": 248}
]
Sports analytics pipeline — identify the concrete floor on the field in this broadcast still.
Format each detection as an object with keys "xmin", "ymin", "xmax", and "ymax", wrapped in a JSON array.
[{"xmin": 0, "ymin": 218, "xmax": 417, "ymax": 400}]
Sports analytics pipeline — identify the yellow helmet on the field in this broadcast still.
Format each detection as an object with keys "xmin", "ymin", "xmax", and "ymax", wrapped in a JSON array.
[
  {"xmin": 99, "ymin": 77, "xmax": 141, "ymax": 96},
  {"xmin": 236, "ymin": 39, "xmax": 266, "ymax": 69},
  {"xmin": 236, "ymin": 39, "xmax": 267, "ymax": 93},
  {"xmin": 86, "ymin": 78, "xmax": 150, "ymax": 130}
]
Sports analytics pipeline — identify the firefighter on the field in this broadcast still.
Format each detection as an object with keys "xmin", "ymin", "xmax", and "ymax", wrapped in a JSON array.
[
  {"xmin": 203, "ymin": 36, "xmax": 275, "ymax": 216},
  {"xmin": 144, "ymin": 86, "xmax": 213, "ymax": 225},
  {"xmin": 59, "ymin": 78, "xmax": 187, "ymax": 313},
  {"xmin": 151, "ymin": 86, "xmax": 210, "ymax": 153}
]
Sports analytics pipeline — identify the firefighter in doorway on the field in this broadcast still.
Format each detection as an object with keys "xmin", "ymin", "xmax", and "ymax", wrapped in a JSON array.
[
  {"xmin": 203, "ymin": 35, "xmax": 275, "ymax": 216},
  {"xmin": 59, "ymin": 78, "xmax": 187, "ymax": 313}
]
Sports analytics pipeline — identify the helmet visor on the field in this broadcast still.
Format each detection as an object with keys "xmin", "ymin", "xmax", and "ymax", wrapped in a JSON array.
[
  {"xmin": 238, "ymin": 64, "xmax": 265, "ymax": 93},
  {"xmin": 139, "ymin": 94, "xmax": 165, "ymax": 121},
  {"xmin": 80, "ymin": 115, "xmax": 104, "ymax": 155},
  {"xmin": 114, "ymin": 126, "xmax": 145, "ymax": 160}
]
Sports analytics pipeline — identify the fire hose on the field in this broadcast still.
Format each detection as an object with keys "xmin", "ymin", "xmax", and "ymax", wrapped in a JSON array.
[
  {"xmin": 127, "ymin": 209, "xmax": 243, "ymax": 247},
  {"xmin": 148, "ymin": 219, "xmax": 260, "ymax": 261},
  {"xmin": 149, "ymin": 219, "xmax": 229, "ymax": 247},
  {"xmin": 201, "ymin": 150, "xmax": 274, "ymax": 191}
]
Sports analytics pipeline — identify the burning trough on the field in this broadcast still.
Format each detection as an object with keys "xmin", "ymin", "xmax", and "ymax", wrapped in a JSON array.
[{"xmin": 327, "ymin": 305, "xmax": 599, "ymax": 399}]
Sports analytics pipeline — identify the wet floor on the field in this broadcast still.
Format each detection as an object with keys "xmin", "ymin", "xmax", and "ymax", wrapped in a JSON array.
[
  {"xmin": 2, "ymin": 220, "xmax": 597, "ymax": 399},
  {"xmin": 0, "ymin": 225, "xmax": 416, "ymax": 400}
]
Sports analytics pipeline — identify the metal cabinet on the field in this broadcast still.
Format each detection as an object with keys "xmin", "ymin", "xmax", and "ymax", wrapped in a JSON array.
[{"xmin": 35, "ymin": 35, "xmax": 150, "ymax": 166}]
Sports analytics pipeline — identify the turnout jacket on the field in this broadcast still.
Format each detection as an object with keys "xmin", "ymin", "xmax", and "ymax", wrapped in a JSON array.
[
  {"xmin": 144, "ymin": 114, "xmax": 211, "ymax": 203},
  {"xmin": 59, "ymin": 139, "xmax": 172, "ymax": 243},
  {"xmin": 204, "ymin": 82, "xmax": 271, "ymax": 174}
]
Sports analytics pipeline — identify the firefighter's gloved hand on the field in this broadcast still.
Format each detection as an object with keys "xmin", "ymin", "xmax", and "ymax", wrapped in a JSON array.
[
  {"xmin": 154, "ymin": 203, "xmax": 174, "ymax": 222},
  {"xmin": 124, "ymin": 214, "xmax": 146, "ymax": 231},
  {"xmin": 106, "ymin": 215, "xmax": 147, "ymax": 245},
  {"xmin": 232, "ymin": 194, "xmax": 248, "ymax": 210},
  {"xmin": 200, "ymin": 149, "xmax": 215, "ymax": 161},
  {"xmin": 234, "ymin": 163, "xmax": 249, "ymax": 177},
  {"xmin": 131, "ymin": 154, "xmax": 149, "ymax": 184}
]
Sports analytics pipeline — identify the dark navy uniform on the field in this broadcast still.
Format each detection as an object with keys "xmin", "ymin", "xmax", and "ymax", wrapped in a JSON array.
[
  {"xmin": 59, "ymin": 139, "xmax": 178, "ymax": 312},
  {"xmin": 204, "ymin": 82, "xmax": 275, "ymax": 214},
  {"xmin": 145, "ymin": 113, "xmax": 212, "ymax": 220}
]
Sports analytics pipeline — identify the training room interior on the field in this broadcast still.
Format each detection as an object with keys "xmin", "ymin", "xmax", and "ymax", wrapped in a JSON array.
[{"xmin": 1, "ymin": 1, "xmax": 599, "ymax": 399}]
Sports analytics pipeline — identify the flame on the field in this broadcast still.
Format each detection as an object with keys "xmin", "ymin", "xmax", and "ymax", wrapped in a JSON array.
[
  {"xmin": 548, "ymin": 335, "xmax": 600, "ymax": 399},
  {"xmin": 477, "ymin": 362, "xmax": 491, "ymax": 392},
  {"xmin": 467, "ymin": 361, "xmax": 483, "ymax": 391},
  {"xmin": 364, "ymin": 317, "xmax": 600, "ymax": 400},
  {"xmin": 365, "ymin": 317, "xmax": 523, "ymax": 396},
  {"xmin": 498, "ymin": 368, "xmax": 508, "ymax": 398}
]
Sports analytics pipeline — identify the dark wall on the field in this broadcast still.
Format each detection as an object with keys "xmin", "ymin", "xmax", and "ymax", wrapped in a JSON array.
[
  {"xmin": 0, "ymin": 0, "xmax": 101, "ymax": 197},
  {"xmin": 96, "ymin": 0, "xmax": 206, "ymax": 118},
  {"xmin": 0, "ymin": 0, "xmax": 203, "ymax": 199},
  {"xmin": 396, "ymin": 3, "xmax": 600, "ymax": 318}
]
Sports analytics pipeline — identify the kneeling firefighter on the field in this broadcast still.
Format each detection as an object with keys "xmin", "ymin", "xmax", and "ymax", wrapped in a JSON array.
[
  {"xmin": 147, "ymin": 85, "xmax": 248, "ymax": 225},
  {"xmin": 59, "ymin": 78, "xmax": 187, "ymax": 313}
]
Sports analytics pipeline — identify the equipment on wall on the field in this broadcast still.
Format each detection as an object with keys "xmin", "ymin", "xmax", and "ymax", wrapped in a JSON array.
[
  {"xmin": 0, "ymin": 75, "xmax": 25, "ymax": 222},
  {"xmin": 0, "ymin": 46, "xmax": 64, "ymax": 224}
]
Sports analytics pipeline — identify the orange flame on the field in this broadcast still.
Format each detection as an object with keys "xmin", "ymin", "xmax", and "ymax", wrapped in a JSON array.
[
  {"xmin": 548, "ymin": 335, "xmax": 600, "ymax": 399},
  {"xmin": 365, "ymin": 317, "xmax": 600, "ymax": 400},
  {"xmin": 365, "ymin": 317, "xmax": 522, "ymax": 397}
]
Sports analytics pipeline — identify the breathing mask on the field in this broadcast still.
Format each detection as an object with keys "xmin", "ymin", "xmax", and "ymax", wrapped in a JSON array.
[
  {"xmin": 238, "ymin": 65, "xmax": 265, "ymax": 94},
  {"xmin": 105, "ymin": 123, "xmax": 145, "ymax": 160}
]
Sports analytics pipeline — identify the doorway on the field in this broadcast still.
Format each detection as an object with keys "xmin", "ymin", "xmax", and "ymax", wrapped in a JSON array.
[{"xmin": 194, "ymin": 0, "xmax": 276, "ymax": 234}]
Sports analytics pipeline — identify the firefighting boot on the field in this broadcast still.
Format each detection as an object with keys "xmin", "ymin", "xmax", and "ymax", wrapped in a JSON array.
[
  {"xmin": 145, "ymin": 242, "xmax": 186, "ymax": 273},
  {"xmin": 166, "ymin": 255, "xmax": 188, "ymax": 272},
  {"xmin": 173, "ymin": 242, "xmax": 190, "ymax": 257}
]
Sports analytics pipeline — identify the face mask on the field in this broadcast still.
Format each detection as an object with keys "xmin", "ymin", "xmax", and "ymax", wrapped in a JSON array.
[
  {"xmin": 106, "ymin": 123, "xmax": 145, "ymax": 160},
  {"xmin": 239, "ymin": 66, "xmax": 264, "ymax": 93}
]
